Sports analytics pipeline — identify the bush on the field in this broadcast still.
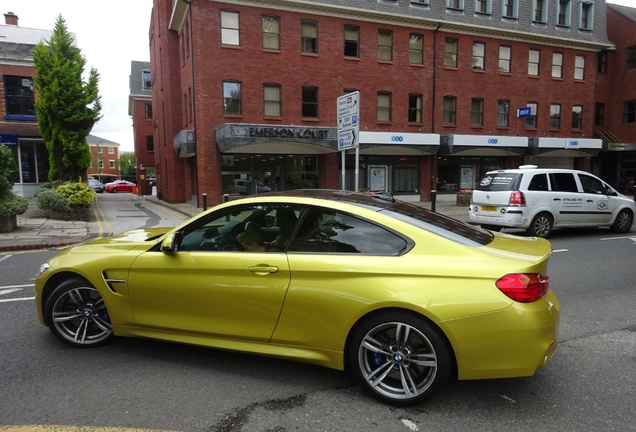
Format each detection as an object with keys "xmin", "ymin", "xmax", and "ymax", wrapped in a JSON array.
[
  {"xmin": 56, "ymin": 181, "xmax": 96, "ymax": 206},
  {"xmin": 0, "ymin": 193, "xmax": 28, "ymax": 218},
  {"xmin": 37, "ymin": 188, "xmax": 70, "ymax": 213}
]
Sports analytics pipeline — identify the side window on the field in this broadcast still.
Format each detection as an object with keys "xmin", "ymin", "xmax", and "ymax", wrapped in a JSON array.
[
  {"xmin": 528, "ymin": 174, "xmax": 548, "ymax": 191},
  {"xmin": 177, "ymin": 204, "xmax": 302, "ymax": 252},
  {"xmin": 578, "ymin": 174, "xmax": 604, "ymax": 194},
  {"xmin": 289, "ymin": 207, "xmax": 407, "ymax": 255},
  {"xmin": 549, "ymin": 173, "xmax": 579, "ymax": 192}
]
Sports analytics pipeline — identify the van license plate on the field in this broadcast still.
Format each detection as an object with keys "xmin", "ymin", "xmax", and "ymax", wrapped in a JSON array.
[{"xmin": 481, "ymin": 206, "xmax": 497, "ymax": 212}]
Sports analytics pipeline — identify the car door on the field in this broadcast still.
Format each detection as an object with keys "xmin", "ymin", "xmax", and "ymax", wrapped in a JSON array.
[
  {"xmin": 577, "ymin": 173, "xmax": 613, "ymax": 225},
  {"xmin": 126, "ymin": 204, "xmax": 293, "ymax": 341},
  {"xmin": 548, "ymin": 172, "xmax": 583, "ymax": 225}
]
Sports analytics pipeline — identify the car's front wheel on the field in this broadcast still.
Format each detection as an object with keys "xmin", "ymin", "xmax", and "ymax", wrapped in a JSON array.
[
  {"xmin": 349, "ymin": 312, "xmax": 451, "ymax": 406},
  {"xmin": 610, "ymin": 209, "xmax": 633, "ymax": 233},
  {"xmin": 527, "ymin": 212, "xmax": 553, "ymax": 237},
  {"xmin": 44, "ymin": 278, "xmax": 113, "ymax": 347}
]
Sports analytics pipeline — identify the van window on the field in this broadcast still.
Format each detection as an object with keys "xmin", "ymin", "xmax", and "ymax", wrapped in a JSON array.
[
  {"xmin": 476, "ymin": 173, "xmax": 522, "ymax": 191},
  {"xmin": 528, "ymin": 174, "xmax": 549, "ymax": 191},
  {"xmin": 549, "ymin": 173, "xmax": 578, "ymax": 192},
  {"xmin": 578, "ymin": 174, "xmax": 604, "ymax": 194}
]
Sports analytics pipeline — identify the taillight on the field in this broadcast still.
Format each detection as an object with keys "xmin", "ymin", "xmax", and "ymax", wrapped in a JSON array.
[
  {"xmin": 496, "ymin": 273, "xmax": 549, "ymax": 303},
  {"xmin": 508, "ymin": 191, "xmax": 526, "ymax": 206}
]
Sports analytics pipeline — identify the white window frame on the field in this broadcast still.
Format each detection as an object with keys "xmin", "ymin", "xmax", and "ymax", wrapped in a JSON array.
[
  {"xmin": 474, "ymin": 0, "xmax": 492, "ymax": 15},
  {"xmin": 446, "ymin": 0, "xmax": 464, "ymax": 10},
  {"xmin": 533, "ymin": 0, "xmax": 548, "ymax": 23},
  {"xmin": 557, "ymin": 0, "xmax": 571, "ymax": 27},
  {"xmin": 502, "ymin": 0, "xmax": 518, "ymax": 19},
  {"xmin": 579, "ymin": 1, "xmax": 594, "ymax": 30},
  {"xmin": 221, "ymin": 10, "xmax": 240, "ymax": 46},
  {"xmin": 574, "ymin": 55, "xmax": 586, "ymax": 80}
]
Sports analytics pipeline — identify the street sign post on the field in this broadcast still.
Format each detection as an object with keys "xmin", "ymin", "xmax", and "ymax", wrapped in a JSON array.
[{"xmin": 337, "ymin": 91, "xmax": 360, "ymax": 191}]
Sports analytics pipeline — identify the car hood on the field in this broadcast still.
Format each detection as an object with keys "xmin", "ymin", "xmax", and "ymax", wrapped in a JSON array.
[{"xmin": 68, "ymin": 227, "xmax": 173, "ymax": 253}]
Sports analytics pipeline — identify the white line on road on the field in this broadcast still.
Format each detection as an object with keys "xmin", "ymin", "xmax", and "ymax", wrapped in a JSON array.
[
  {"xmin": 0, "ymin": 255, "xmax": 12, "ymax": 264},
  {"xmin": 0, "ymin": 297, "xmax": 35, "ymax": 303},
  {"xmin": 553, "ymin": 249, "xmax": 569, "ymax": 253},
  {"xmin": 0, "ymin": 284, "xmax": 34, "ymax": 290},
  {"xmin": 0, "ymin": 288, "xmax": 22, "ymax": 296},
  {"xmin": 600, "ymin": 235, "xmax": 636, "ymax": 241}
]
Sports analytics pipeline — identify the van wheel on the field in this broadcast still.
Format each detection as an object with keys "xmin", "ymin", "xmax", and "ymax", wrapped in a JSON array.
[
  {"xmin": 610, "ymin": 209, "xmax": 633, "ymax": 233},
  {"xmin": 527, "ymin": 213, "xmax": 553, "ymax": 237}
]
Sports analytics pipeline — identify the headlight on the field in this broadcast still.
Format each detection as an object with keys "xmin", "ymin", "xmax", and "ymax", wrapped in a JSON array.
[{"xmin": 37, "ymin": 263, "xmax": 51, "ymax": 276}]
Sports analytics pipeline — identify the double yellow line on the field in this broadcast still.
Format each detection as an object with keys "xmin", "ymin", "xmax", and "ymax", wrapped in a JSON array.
[{"xmin": 92, "ymin": 196, "xmax": 112, "ymax": 238}]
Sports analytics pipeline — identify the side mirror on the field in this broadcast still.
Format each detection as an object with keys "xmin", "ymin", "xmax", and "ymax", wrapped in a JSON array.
[{"xmin": 161, "ymin": 233, "xmax": 179, "ymax": 253}]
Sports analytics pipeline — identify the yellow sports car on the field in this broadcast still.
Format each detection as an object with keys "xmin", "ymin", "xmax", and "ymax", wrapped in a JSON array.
[{"xmin": 35, "ymin": 189, "xmax": 559, "ymax": 406}]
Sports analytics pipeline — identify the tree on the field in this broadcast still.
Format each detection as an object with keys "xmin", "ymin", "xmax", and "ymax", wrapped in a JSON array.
[
  {"xmin": 118, "ymin": 152, "xmax": 136, "ymax": 177},
  {"xmin": 33, "ymin": 15, "xmax": 102, "ymax": 182}
]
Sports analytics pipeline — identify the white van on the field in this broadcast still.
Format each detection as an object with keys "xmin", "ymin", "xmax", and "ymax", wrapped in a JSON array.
[{"xmin": 468, "ymin": 166, "xmax": 635, "ymax": 237}]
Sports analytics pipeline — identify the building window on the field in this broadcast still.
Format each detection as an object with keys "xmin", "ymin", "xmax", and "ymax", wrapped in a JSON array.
[
  {"xmin": 473, "ymin": 42, "xmax": 485, "ymax": 70},
  {"xmin": 475, "ymin": 0, "xmax": 491, "ymax": 15},
  {"xmin": 264, "ymin": 84, "xmax": 282, "ymax": 117},
  {"xmin": 443, "ymin": 96, "xmax": 457, "ymax": 125},
  {"xmin": 574, "ymin": 55, "xmax": 586, "ymax": 80},
  {"xmin": 411, "ymin": 0, "xmax": 429, "ymax": 4},
  {"xmin": 471, "ymin": 98, "xmax": 484, "ymax": 126},
  {"xmin": 378, "ymin": 30, "xmax": 393, "ymax": 62},
  {"xmin": 550, "ymin": 104, "xmax": 562, "ymax": 129},
  {"xmin": 344, "ymin": 25, "xmax": 360, "ymax": 58},
  {"xmin": 497, "ymin": 100, "xmax": 510, "ymax": 127},
  {"xmin": 221, "ymin": 10, "xmax": 240, "ymax": 46},
  {"xmin": 109, "ymin": 160, "xmax": 116, "ymax": 169},
  {"xmin": 301, "ymin": 20, "xmax": 318, "ymax": 54},
  {"xmin": 108, "ymin": 147, "xmax": 115, "ymax": 154},
  {"xmin": 262, "ymin": 15, "xmax": 280, "ymax": 50},
  {"xmin": 3, "ymin": 75, "xmax": 35, "ymax": 118},
  {"xmin": 377, "ymin": 92, "xmax": 392, "ymax": 122},
  {"xmin": 447, "ymin": 0, "xmax": 464, "ymax": 10},
  {"xmin": 146, "ymin": 136, "xmax": 154, "ymax": 152},
  {"xmin": 97, "ymin": 146, "xmax": 103, "ymax": 154},
  {"xmin": 626, "ymin": 46, "xmax": 636, "ymax": 71},
  {"xmin": 533, "ymin": 0, "xmax": 547, "ymax": 22},
  {"xmin": 444, "ymin": 38, "xmax": 458, "ymax": 68},
  {"xmin": 598, "ymin": 51, "xmax": 608, "ymax": 74},
  {"xmin": 623, "ymin": 101, "xmax": 636, "ymax": 124},
  {"xmin": 571, "ymin": 105, "xmax": 583, "ymax": 130},
  {"xmin": 580, "ymin": 2, "xmax": 593, "ymax": 30},
  {"xmin": 595, "ymin": 103, "xmax": 605, "ymax": 126},
  {"xmin": 302, "ymin": 86, "xmax": 318, "ymax": 118},
  {"xmin": 526, "ymin": 102, "xmax": 538, "ymax": 128},
  {"xmin": 142, "ymin": 69, "xmax": 151, "ymax": 89},
  {"xmin": 188, "ymin": 87, "xmax": 193, "ymax": 123},
  {"xmin": 502, "ymin": 0, "xmax": 518, "ymax": 18},
  {"xmin": 499, "ymin": 45, "xmax": 511, "ymax": 73},
  {"xmin": 144, "ymin": 103, "xmax": 152, "ymax": 120},
  {"xmin": 557, "ymin": 0, "xmax": 571, "ymax": 27},
  {"xmin": 98, "ymin": 160, "xmax": 104, "ymax": 169},
  {"xmin": 223, "ymin": 81, "xmax": 242, "ymax": 115},
  {"xmin": 552, "ymin": 52, "xmax": 563, "ymax": 78},
  {"xmin": 528, "ymin": 49, "xmax": 540, "ymax": 76},
  {"xmin": 409, "ymin": 33, "xmax": 423, "ymax": 65},
  {"xmin": 408, "ymin": 94, "xmax": 423, "ymax": 123}
]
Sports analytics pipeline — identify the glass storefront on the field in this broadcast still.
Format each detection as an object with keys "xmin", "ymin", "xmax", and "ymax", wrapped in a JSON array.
[
  {"xmin": 221, "ymin": 154, "xmax": 319, "ymax": 195},
  {"xmin": 10, "ymin": 140, "xmax": 49, "ymax": 184},
  {"xmin": 343, "ymin": 155, "xmax": 419, "ymax": 194},
  {"xmin": 436, "ymin": 156, "xmax": 504, "ymax": 193}
]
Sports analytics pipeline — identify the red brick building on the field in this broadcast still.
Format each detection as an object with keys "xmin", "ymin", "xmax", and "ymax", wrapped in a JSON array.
[
  {"xmin": 146, "ymin": 0, "xmax": 625, "ymax": 207},
  {"xmin": 86, "ymin": 134, "xmax": 120, "ymax": 183},
  {"xmin": 129, "ymin": 60, "xmax": 155, "ymax": 195}
]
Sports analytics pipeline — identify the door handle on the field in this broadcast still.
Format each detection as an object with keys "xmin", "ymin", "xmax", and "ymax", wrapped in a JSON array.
[
  {"xmin": 586, "ymin": 200, "xmax": 593, "ymax": 203},
  {"xmin": 553, "ymin": 198, "xmax": 561, "ymax": 201},
  {"xmin": 248, "ymin": 265, "xmax": 279, "ymax": 275}
]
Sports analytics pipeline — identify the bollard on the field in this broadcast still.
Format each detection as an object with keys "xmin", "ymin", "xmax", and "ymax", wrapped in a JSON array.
[
  {"xmin": 431, "ymin": 189, "xmax": 437, "ymax": 213},
  {"xmin": 202, "ymin": 193, "xmax": 208, "ymax": 211}
]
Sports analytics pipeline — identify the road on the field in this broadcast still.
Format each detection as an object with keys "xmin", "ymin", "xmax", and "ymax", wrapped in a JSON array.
[{"xmin": 0, "ymin": 196, "xmax": 634, "ymax": 431}]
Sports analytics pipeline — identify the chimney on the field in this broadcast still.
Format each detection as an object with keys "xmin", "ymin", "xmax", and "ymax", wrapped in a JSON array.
[{"xmin": 4, "ymin": 12, "xmax": 18, "ymax": 26}]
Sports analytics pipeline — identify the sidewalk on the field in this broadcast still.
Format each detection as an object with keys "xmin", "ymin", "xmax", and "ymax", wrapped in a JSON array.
[{"xmin": 0, "ymin": 194, "xmax": 469, "ymax": 252}]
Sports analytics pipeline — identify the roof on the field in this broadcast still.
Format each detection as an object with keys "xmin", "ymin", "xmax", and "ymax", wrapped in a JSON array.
[
  {"xmin": 86, "ymin": 134, "xmax": 120, "ymax": 147},
  {"xmin": 607, "ymin": 3, "xmax": 636, "ymax": 23}
]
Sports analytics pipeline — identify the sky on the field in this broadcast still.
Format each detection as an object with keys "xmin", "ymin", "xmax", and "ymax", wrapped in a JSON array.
[{"xmin": 4, "ymin": 0, "xmax": 634, "ymax": 152}]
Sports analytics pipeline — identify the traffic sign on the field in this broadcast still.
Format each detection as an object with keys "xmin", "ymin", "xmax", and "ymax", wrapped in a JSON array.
[{"xmin": 337, "ymin": 91, "xmax": 360, "ymax": 150}]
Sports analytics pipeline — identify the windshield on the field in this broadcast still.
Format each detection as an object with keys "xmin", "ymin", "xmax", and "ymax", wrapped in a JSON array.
[{"xmin": 476, "ymin": 172, "xmax": 522, "ymax": 192}]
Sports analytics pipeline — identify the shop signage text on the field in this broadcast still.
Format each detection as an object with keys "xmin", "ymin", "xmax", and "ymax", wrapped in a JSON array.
[{"xmin": 248, "ymin": 127, "xmax": 330, "ymax": 140}]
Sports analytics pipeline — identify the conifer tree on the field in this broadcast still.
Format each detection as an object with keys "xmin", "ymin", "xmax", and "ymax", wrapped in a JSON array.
[{"xmin": 33, "ymin": 15, "xmax": 102, "ymax": 182}]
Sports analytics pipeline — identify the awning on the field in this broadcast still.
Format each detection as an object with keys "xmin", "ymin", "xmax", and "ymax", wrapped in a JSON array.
[
  {"xmin": 440, "ymin": 134, "xmax": 529, "ymax": 156},
  {"xmin": 358, "ymin": 131, "xmax": 439, "ymax": 155},
  {"xmin": 528, "ymin": 137, "xmax": 602, "ymax": 157},
  {"xmin": 595, "ymin": 130, "xmax": 636, "ymax": 151}
]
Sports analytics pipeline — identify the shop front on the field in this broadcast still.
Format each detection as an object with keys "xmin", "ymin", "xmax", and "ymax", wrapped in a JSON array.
[
  {"xmin": 1, "ymin": 134, "xmax": 49, "ymax": 198},
  {"xmin": 525, "ymin": 138, "xmax": 602, "ymax": 171},
  {"xmin": 438, "ymin": 135, "xmax": 529, "ymax": 193}
]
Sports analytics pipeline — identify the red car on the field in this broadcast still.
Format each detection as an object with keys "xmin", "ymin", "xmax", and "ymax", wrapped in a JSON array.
[{"xmin": 104, "ymin": 180, "xmax": 136, "ymax": 193}]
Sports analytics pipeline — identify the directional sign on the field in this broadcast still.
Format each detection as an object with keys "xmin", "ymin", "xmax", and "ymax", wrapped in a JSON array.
[{"xmin": 337, "ymin": 91, "xmax": 360, "ymax": 150}]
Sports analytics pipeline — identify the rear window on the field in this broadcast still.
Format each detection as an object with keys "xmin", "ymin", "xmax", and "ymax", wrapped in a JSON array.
[{"xmin": 476, "ymin": 173, "xmax": 522, "ymax": 192}]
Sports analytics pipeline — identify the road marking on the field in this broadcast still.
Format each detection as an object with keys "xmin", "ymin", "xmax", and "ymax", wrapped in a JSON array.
[
  {"xmin": 0, "ymin": 288, "xmax": 22, "ymax": 296},
  {"xmin": 600, "ymin": 235, "xmax": 636, "ymax": 242},
  {"xmin": 553, "ymin": 249, "xmax": 569, "ymax": 253},
  {"xmin": 0, "ymin": 427, "xmax": 181, "ymax": 432},
  {"xmin": 93, "ymin": 197, "xmax": 112, "ymax": 238},
  {"xmin": 0, "ymin": 297, "xmax": 34, "ymax": 303},
  {"xmin": 0, "ymin": 284, "xmax": 33, "ymax": 289}
]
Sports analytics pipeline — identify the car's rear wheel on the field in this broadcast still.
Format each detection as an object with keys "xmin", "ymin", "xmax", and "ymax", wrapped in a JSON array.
[
  {"xmin": 527, "ymin": 212, "xmax": 553, "ymax": 237},
  {"xmin": 111, "ymin": 188, "xmax": 118, "ymax": 193},
  {"xmin": 610, "ymin": 209, "xmax": 633, "ymax": 233},
  {"xmin": 349, "ymin": 311, "xmax": 451, "ymax": 406},
  {"xmin": 44, "ymin": 278, "xmax": 113, "ymax": 347}
]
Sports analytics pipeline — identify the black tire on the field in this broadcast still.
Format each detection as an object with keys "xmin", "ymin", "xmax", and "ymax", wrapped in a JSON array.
[
  {"xmin": 526, "ymin": 212, "xmax": 553, "ymax": 237},
  {"xmin": 44, "ymin": 278, "xmax": 113, "ymax": 347},
  {"xmin": 112, "ymin": 188, "xmax": 118, "ymax": 193},
  {"xmin": 348, "ymin": 311, "xmax": 452, "ymax": 406},
  {"xmin": 610, "ymin": 209, "xmax": 633, "ymax": 233},
  {"xmin": 481, "ymin": 225, "xmax": 502, "ymax": 232}
]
